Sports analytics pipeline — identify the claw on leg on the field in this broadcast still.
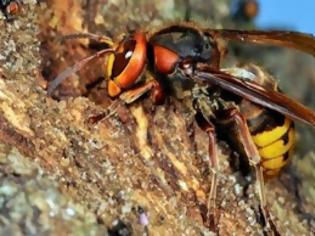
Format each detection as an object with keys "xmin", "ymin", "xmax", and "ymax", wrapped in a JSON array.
[{"xmin": 195, "ymin": 111, "xmax": 220, "ymax": 232}]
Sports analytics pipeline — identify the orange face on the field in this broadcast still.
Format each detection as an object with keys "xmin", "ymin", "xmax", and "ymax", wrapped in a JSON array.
[{"xmin": 106, "ymin": 32, "xmax": 147, "ymax": 97}]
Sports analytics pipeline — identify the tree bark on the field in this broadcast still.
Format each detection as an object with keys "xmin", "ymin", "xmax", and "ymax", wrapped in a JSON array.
[{"xmin": 0, "ymin": 0, "xmax": 314, "ymax": 235}]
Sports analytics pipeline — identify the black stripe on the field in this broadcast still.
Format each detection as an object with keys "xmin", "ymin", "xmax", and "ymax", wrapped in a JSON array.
[
  {"xmin": 282, "ymin": 126, "xmax": 290, "ymax": 145},
  {"xmin": 248, "ymin": 110, "xmax": 285, "ymax": 135},
  {"xmin": 283, "ymin": 151, "xmax": 290, "ymax": 161},
  {"xmin": 247, "ymin": 109, "xmax": 270, "ymax": 134}
]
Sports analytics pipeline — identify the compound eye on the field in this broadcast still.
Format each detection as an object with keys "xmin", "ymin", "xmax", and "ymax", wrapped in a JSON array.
[
  {"xmin": 111, "ymin": 39, "xmax": 136, "ymax": 78},
  {"xmin": 106, "ymin": 32, "xmax": 146, "ymax": 95}
]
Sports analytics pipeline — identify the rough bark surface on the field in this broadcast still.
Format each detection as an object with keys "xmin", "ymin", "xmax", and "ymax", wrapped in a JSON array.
[{"xmin": 0, "ymin": 0, "xmax": 314, "ymax": 235}]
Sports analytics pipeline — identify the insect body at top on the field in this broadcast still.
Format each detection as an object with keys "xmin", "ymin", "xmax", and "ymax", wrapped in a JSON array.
[
  {"xmin": 47, "ymin": 23, "xmax": 315, "ymax": 234},
  {"xmin": 232, "ymin": 0, "xmax": 259, "ymax": 22},
  {"xmin": 0, "ymin": 0, "xmax": 20, "ymax": 18}
]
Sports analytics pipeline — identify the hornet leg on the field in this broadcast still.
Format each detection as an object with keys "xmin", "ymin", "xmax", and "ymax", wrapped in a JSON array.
[
  {"xmin": 119, "ymin": 79, "xmax": 164, "ymax": 104},
  {"xmin": 195, "ymin": 111, "xmax": 220, "ymax": 232},
  {"xmin": 89, "ymin": 79, "xmax": 164, "ymax": 123},
  {"xmin": 219, "ymin": 108, "xmax": 280, "ymax": 236}
]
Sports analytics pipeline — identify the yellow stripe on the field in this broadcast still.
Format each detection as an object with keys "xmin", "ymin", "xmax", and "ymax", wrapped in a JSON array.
[
  {"xmin": 105, "ymin": 53, "xmax": 115, "ymax": 79},
  {"xmin": 253, "ymin": 118, "xmax": 291, "ymax": 147},
  {"xmin": 262, "ymin": 156, "xmax": 288, "ymax": 170},
  {"xmin": 259, "ymin": 128, "xmax": 295, "ymax": 159}
]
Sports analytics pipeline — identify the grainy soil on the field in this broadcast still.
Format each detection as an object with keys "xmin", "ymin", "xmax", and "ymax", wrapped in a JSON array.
[{"xmin": 0, "ymin": 0, "xmax": 314, "ymax": 235}]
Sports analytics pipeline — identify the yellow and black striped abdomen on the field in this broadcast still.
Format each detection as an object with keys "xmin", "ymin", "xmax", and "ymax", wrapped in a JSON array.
[
  {"xmin": 236, "ymin": 64, "xmax": 297, "ymax": 177},
  {"xmin": 248, "ymin": 110, "xmax": 296, "ymax": 176}
]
